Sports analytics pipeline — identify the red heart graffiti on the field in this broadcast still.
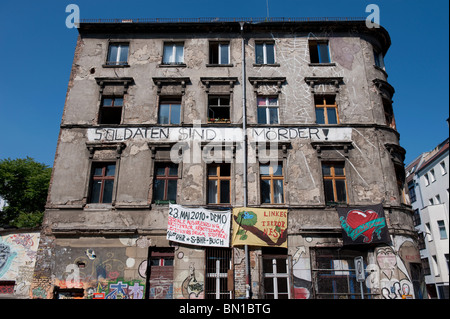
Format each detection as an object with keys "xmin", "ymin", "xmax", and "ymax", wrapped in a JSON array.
[{"xmin": 346, "ymin": 209, "xmax": 379, "ymax": 242}]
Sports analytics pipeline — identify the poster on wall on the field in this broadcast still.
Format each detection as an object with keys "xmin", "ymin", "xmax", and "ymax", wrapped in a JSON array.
[
  {"xmin": 337, "ymin": 203, "xmax": 390, "ymax": 245},
  {"xmin": 167, "ymin": 204, "xmax": 231, "ymax": 247},
  {"xmin": 231, "ymin": 207, "xmax": 288, "ymax": 248}
]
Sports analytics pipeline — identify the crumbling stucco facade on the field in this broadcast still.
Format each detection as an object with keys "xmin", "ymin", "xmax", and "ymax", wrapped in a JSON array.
[{"xmin": 31, "ymin": 18, "xmax": 425, "ymax": 299}]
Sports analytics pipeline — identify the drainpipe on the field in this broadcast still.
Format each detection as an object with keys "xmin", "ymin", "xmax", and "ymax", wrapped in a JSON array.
[{"xmin": 239, "ymin": 21, "xmax": 252, "ymax": 299}]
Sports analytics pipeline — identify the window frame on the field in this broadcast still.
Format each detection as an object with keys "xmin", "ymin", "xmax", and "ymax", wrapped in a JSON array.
[
  {"xmin": 98, "ymin": 96, "xmax": 124, "ymax": 125},
  {"xmin": 162, "ymin": 42, "xmax": 184, "ymax": 65},
  {"xmin": 208, "ymin": 95, "xmax": 231, "ymax": 123},
  {"xmin": 257, "ymin": 96, "xmax": 279, "ymax": 124},
  {"xmin": 260, "ymin": 163, "xmax": 285, "ymax": 204},
  {"xmin": 262, "ymin": 254, "xmax": 292, "ymax": 299},
  {"xmin": 158, "ymin": 98, "xmax": 182, "ymax": 125},
  {"xmin": 255, "ymin": 41, "xmax": 276, "ymax": 65},
  {"xmin": 314, "ymin": 95, "xmax": 339, "ymax": 125},
  {"xmin": 153, "ymin": 163, "xmax": 179, "ymax": 204},
  {"xmin": 438, "ymin": 220, "xmax": 447, "ymax": 239},
  {"xmin": 209, "ymin": 42, "xmax": 230, "ymax": 65},
  {"xmin": 322, "ymin": 162, "xmax": 348, "ymax": 205},
  {"xmin": 88, "ymin": 162, "xmax": 116, "ymax": 204},
  {"xmin": 205, "ymin": 247, "xmax": 233, "ymax": 299},
  {"xmin": 106, "ymin": 43, "xmax": 129, "ymax": 66},
  {"xmin": 309, "ymin": 40, "xmax": 331, "ymax": 64},
  {"xmin": 207, "ymin": 163, "xmax": 231, "ymax": 205}
]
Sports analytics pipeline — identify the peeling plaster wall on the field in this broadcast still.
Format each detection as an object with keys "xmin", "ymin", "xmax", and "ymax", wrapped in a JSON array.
[{"xmin": 33, "ymin": 22, "xmax": 419, "ymax": 299}]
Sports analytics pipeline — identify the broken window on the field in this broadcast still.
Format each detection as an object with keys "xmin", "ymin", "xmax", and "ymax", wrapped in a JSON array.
[
  {"xmin": 208, "ymin": 95, "xmax": 230, "ymax": 123},
  {"xmin": 158, "ymin": 98, "xmax": 181, "ymax": 124},
  {"xmin": 383, "ymin": 99, "xmax": 396, "ymax": 129},
  {"xmin": 322, "ymin": 162, "xmax": 347, "ymax": 205},
  {"xmin": 262, "ymin": 248, "xmax": 291, "ymax": 299},
  {"xmin": 106, "ymin": 43, "xmax": 129, "ymax": 66},
  {"xmin": 98, "ymin": 96, "xmax": 123, "ymax": 124},
  {"xmin": 209, "ymin": 42, "xmax": 230, "ymax": 65},
  {"xmin": 208, "ymin": 164, "xmax": 231, "ymax": 205},
  {"xmin": 205, "ymin": 247, "xmax": 233, "ymax": 299},
  {"xmin": 163, "ymin": 43, "xmax": 184, "ymax": 65},
  {"xmin": 255, "ymin": 42, "xmax": 275, "ymax": 64},
  {"xmin": 153, "ymin": 163, "xmax": 178, "ymax": 204},
  {"xmin": 315, "ymin": 95, "xmax": 339, "ymax": 124},
  {"xmin": 89, "ymin": 162, "xmax": 116, "ymax": 204},
  {"xmin": 309, "ymin": 40, "xmax": 330, "ymax": 64},
  {"xmin": 257, "ymin": 96, "xmax": 279, "ymax": 124},
  {"xmin": 260, "ymin": 163, "xmax": 284, "ymax": 204}
]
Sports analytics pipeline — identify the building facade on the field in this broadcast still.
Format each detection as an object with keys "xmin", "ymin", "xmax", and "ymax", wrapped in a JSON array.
[
  {"xmin": 31, "ymin": 18, "xmax": 424, "ymax": 299},
  {"xmin": 406, "ymin": 137, "xmax": 449, "ymax": 299}
]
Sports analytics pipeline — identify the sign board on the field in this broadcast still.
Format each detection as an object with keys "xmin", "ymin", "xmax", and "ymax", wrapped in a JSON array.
[
  {"xmin": 232, "ymin": 207, "xmax": 288, "ymax": 248},
  {"xmin": 167, "ymin": 204, "xmax": 231, "ymax": 247},
  {"xmin": 354, "ymin": 256, "xmax": 365, "ymax": 283}
]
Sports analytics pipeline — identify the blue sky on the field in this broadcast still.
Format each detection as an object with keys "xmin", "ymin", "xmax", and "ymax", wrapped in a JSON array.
[{"xmin": 0, "ymin": 0, "xmax": 448, "ymax": 167}]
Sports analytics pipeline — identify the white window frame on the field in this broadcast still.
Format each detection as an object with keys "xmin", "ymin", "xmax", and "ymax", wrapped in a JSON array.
[
  {"xmin": 163, "ymin": 43, "xmax": 184, "ymax": 64},
  {"xmin": 257, "ymin": 96, "xmax": 279, "ymax": 124},
  {"xmin": 107, "ymin": 43, "xmax": 129, "ymax": 65},
  {"xmin": 210, "ymin": 42, "xmax": 230, "ymax": 65},
  {"xmin": 256, "ymin": 42, "xmax": 275, "ymax": 64},
  {"xmin": 263, "ymin": 256, "xmax": 291, "ymax": 299}
]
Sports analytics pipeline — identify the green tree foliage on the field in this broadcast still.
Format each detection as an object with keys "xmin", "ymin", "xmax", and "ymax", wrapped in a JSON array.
[{"xmin": 0, "ymin": 157, "xmax": 51, "ymax": 228}]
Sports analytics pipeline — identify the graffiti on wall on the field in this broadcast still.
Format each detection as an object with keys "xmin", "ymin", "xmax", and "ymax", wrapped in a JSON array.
[{"xmin": 0, "ymin": 232, "xmax": 40, "ymax": 297}]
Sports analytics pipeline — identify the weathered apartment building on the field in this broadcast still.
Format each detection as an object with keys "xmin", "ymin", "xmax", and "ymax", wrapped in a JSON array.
[{"xmin": 29, "ymin": 17, "xmax": 425, "ymax": 299}]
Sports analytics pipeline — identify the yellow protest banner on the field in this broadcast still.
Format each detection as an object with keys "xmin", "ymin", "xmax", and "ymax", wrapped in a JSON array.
[{"xmin": 232, "ymin": 207, "xmax": 288, "ymax": 248}]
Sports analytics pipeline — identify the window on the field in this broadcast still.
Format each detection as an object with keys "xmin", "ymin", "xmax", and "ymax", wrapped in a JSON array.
[
  {"xmin": 382, "ymin": 99, "xmax": 396, "ymax": 129},
  {"xmin": 413, "ymin": 209, "xmax": 421, "ymax": 227},
  {"xmin": 408, "ymin": 181, "xmax": 417, "ymax": 203},
  {"xmin": 421, "ymin": 258, "xmax": 431, "ymax": 276},
  {"xmin": 435, "ymin": 194, "xmax": 441, "ymax": 204},
  {"xmin": 98, "ymin": 96, "xmax": 123, "ymax": 124},
  {"xmin": 425, "ymin": 223, "xmax": 433, "ymax": 241},
  {"xmin": 429, "ymin": 198, "xmax": 434, "ymax": 205},
  {"xmin": 260, "ymin": 163, "xmax": 284, "ymax": 204},
  {"xmin": 309, "ymin": 40, "xmax": 330, "ymax": 64},
  {"xmin": 106, "ymin": 43, "xmax": 129, "ymax": 66},
  {"xmin": 205, "ymin": 248, "xmax": 232, "ymax": 299},
  {"xmin": 148, "ymin": 248, "xmax": 174, "ymax": 299},
  {"xmin": 424, "ymin": 173, "xmax": 430, "ymax": 186},
  {"xmin": 208, "ymin": 164, "xmax": 231, "ymax": 204},
  {"xmin": 440, "ymin": 161, "xmax": 447, "ymax": 175},
  {"xmin": 373, "ymin": 50, "xmax": 385, "ymax": 69},
  {"xmin": 257, "ymin": 96, "xmax": 279, "ymax": 124},
  {"xmin": 163, "ymin": 43, "xmax": 184, "ymax": 65},
  {"xmin": 154, "ymin": 163, "xmax": 178, "ymax": 204},
  {"xmin": 438, "ymin": 221, "xmax": 447, "ymax": 239},
  {"xmin": 158, "ymin": 98, "xmax": 181, "ymax": 124},
  {"xmin": 315, "ymin": 95, "xmax": 339, "ymax": 124},
  {"xmin": 209, "ymin": 42, "xmax": 230, "ymax": 65},
  {"xmin": 262, "ymin": 248, "xmax": 291, "ymax": 299},
  {"xmin": 255, "ymin": 42, "xmax": 275, "ymax": 64},
  {"xmin": 322, "ymin": 162, "xmax": 347, "ymax": 205},
  {"xmin": 312, "ymin": 249, "xmax": 371, "ymax": 299},
  {"xmin": 208, "ymin": 96, "xmax": 230, "ymax": 123},
  {"xmin": 430, "ymin": 169, "xmax": 436, "ymax": 182},
  {"xmin": 89, "ymin": 163, "xmax": 116, "ymax": 203}
]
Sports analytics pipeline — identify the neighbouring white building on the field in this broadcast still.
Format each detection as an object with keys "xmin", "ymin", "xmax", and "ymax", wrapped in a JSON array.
[{"xmin": 406, "ymin": 136, "xmax": 449, "ymax": 299}]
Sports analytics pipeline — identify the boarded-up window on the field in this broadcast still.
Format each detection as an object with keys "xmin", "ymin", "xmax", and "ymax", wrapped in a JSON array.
[{"xmin": 148, "ymin": 248, "xmax": 174, "ymax": 299}]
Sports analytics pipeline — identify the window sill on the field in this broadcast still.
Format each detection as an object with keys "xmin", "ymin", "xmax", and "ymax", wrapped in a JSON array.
[
  {"xmin": 102, "ymin": 64, "xmax": 130, "ymax": 68},
  {"xmin": 253, "ymin": 63, "xmax": 280, "ymax": 67},
  {"xmin": 158, "ymin": 63, "xmax": 187, "ymax": 68},
  {"xmin": 309, "ymin": 63, "xmax": 336, "ymax": 67},
  {"xmin": 206, "ymin": 64, "xmax": 234, "ymax": 67}
]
